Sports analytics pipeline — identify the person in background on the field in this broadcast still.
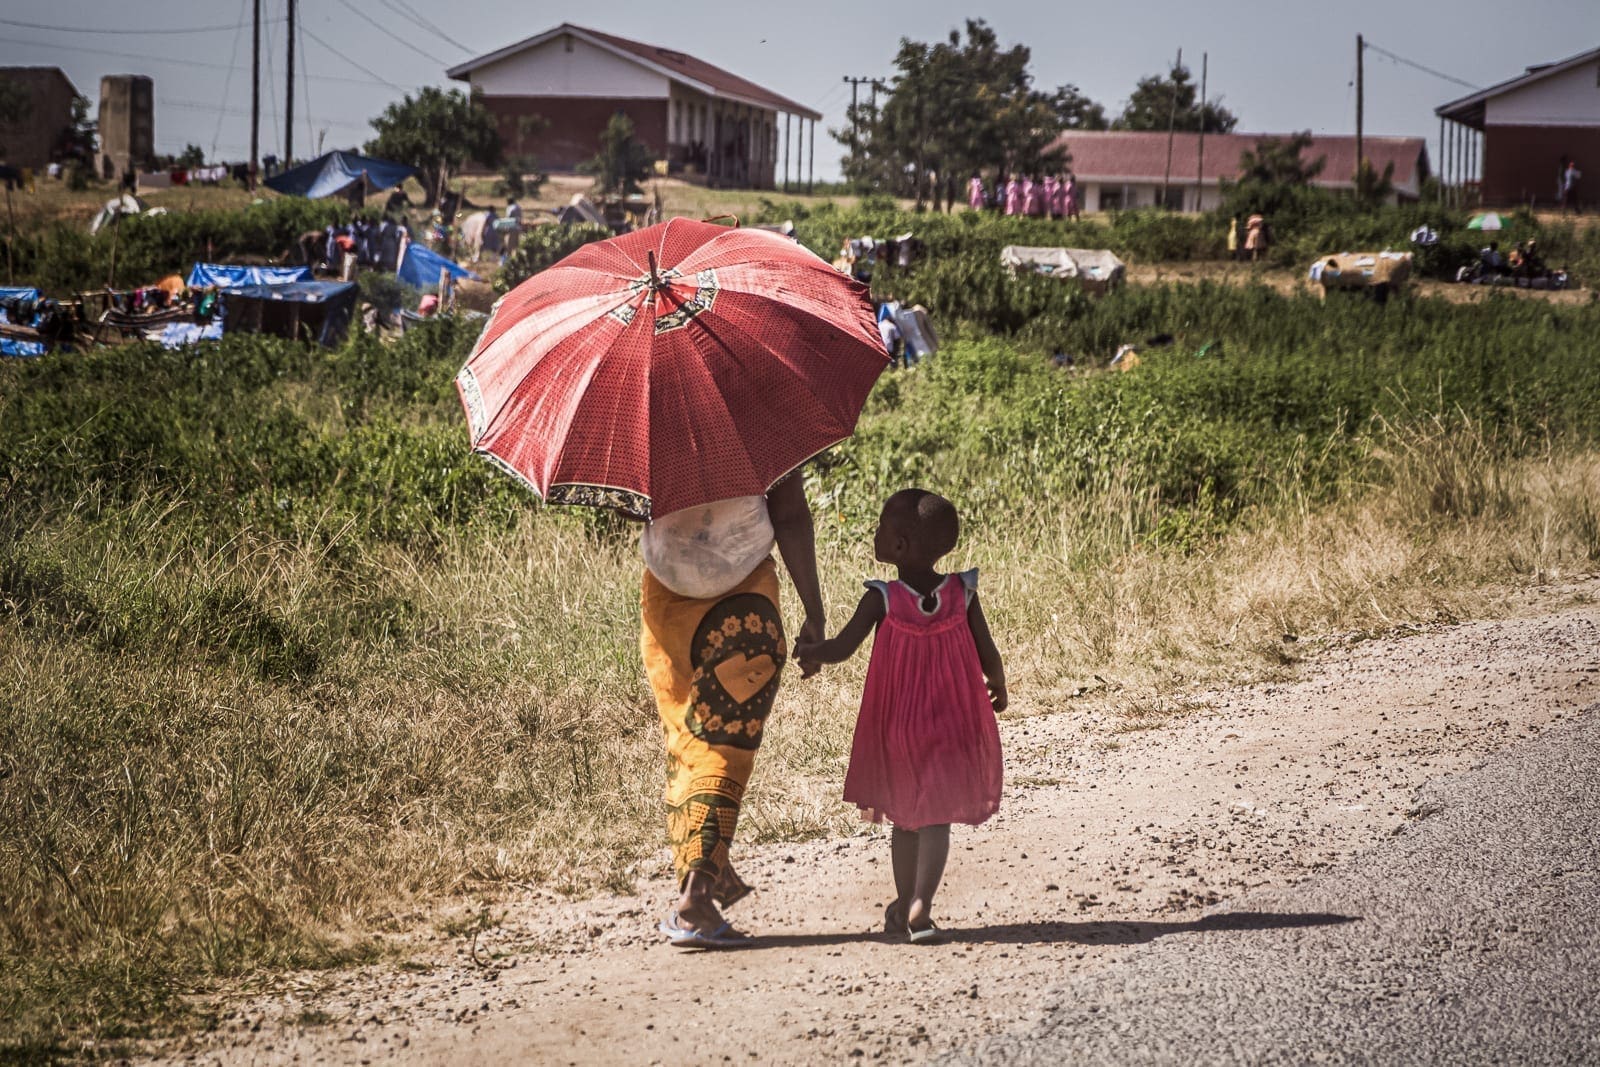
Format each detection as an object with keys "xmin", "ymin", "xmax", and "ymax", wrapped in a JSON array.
[
  {"xmin": 1043, "ymin": 174, "xmax": 1060, "ymax": 219},
  {"xmin": 1227, "ymin": 216, "xmax": 1240, "ymax": 261},
  {"xmin": 879, "ymin": 312, "xmax": 903, "ymax": 368},
  {"xmin": 1063, "ymin": 174, "xmax": 1081, "ymax": 221},
  {"xmin": 1561, "ymin": 158, "xmax": 1582, "ymax": 214},
  {"xmin": 481, "ymin": 205, "xmax": 502, "ymax": 260},
  {"xmin": 1022, "ymin": 175, "xmax": 1043, "ymax": 217},
  {"xmin": 967, "ymin": 173, "xmax": 986, "ymax": 212},
  {"xmin": 1244, "ymin": 213, "xmax": 1268, "ymax": 262},
  {"xmin": 1003, "ymin": 174, "xmax": 1022, "ymax": 216}
]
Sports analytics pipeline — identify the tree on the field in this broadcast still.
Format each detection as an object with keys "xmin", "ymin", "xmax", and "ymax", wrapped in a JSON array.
[
  {"xmin": 833, "ymin": 20, "xmax": 1089, "ymax": 210},
  {"xmin": 1237, "ymin": 131, "xmax": 1323, "ymax": 185},
  {"xmin": 1114, "ymin": 63, "xmax": 1237, "ymax": 133},
  {"xmin": 365, "ymin": 87, "xmax": 501, "ymax": 206},
  {"xmin": 177, "ymin": 144, "xmax": 206, "ymax": 169},
  {"xmin": 579, "ymin": 113, "xmax": 656, "ymax": 198}
]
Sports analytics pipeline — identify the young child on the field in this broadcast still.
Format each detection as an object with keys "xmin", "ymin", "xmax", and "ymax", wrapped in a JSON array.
[{"xmin": 795, "ymin": 489, "xmax": 1006, "ymax": 943}]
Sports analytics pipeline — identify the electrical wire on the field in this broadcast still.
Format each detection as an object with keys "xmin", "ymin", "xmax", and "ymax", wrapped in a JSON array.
[
  {"xmin": 297, "ymin": 23, "xmax": 413, "ymax": 92},
  {"xmin": 1363, "ymin": 41, "xmax": 1480, "ymax": 91},
  {"xmin": 373, "ymin": 0, "xmax": 473, "ymax": 54},
  {"xmin": 0, "ymin": 15, "xmax": 280, "ymax": 34},
  {"xmin": 0, "ymin": 32, "xmax": 399, "ymax": 88},
  {"xmin": 211, "ymin": 0, "xmax": 251, "ymax": 158},
  {"xmin": 330, "ymin": 0, "xmax": 450, "ymax": 66}
]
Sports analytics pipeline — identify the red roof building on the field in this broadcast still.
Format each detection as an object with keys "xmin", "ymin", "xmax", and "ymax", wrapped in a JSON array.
[
  {"xmin": 1436, "ymin": 46, "xmax": 1600, "ymax": 208},
  {"xmin": 447, "ymin": 24, "xmax": 822, "ymax": 189},
  {"xmin": 1048, "ymin": 131, "xmax": 1431, "ymax": 212}
]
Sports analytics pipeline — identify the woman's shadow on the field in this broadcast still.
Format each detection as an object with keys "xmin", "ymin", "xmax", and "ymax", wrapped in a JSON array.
[{"xmin": 743, "ymin": 912, "xmax": 1357, "ymax": 951}]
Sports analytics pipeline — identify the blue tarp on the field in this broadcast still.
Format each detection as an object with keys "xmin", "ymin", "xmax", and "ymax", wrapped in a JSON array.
[
  {"xmin": 396, "ymin": 243, "xmax": 479, "ymax": 291},
  {"xmin": 264, "ymin": 151, "xmax": 417, "ymax": 199},
  {"xmin": 187, "ymin": 263, "xmax": 311, "ymax": 289},
  {"xmin": 1, "ymin": 287, "xmax": 46, "ymax": 357},
  {"xmin": 221, "ymin": 281, "xmax": 360, "ymax": 348},
  {"xmin": 160, "ymin": 321, "xmax": 225, "ymax": 348}
]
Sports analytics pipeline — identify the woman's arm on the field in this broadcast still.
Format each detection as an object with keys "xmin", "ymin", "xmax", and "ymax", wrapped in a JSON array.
[
  {"xmin": 767, "ymin": 473, "xmax": 826, "ymax": 665},
  {"xmin": 967, "ymin": 593, "xmax": 1008, "ymax": 713},
  {"xmin": 793, "ymin": 590, "xmax": 885, "ymax": 665}
]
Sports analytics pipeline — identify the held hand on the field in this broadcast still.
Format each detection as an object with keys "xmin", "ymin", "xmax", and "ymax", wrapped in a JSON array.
[
  {"xmin": 987, "ymin": 679, "xmax": 1008, "ymax": 714},
  {"xmin": 793, "ymin": 616, "xmax": 826, "ymax": 678}
]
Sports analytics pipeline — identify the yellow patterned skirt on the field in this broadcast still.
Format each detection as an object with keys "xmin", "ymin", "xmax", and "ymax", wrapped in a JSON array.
[{"xmin": 641, "ymin": 558, "xmax": 786, "ymax": 886}]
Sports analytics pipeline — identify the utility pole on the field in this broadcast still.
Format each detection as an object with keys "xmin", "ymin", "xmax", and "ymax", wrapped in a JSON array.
[
  {"xmin": 285, "ymin": 0, "xmax": 296, "ymax": 166},
  {"xmin": 1356, "ymin": 33, "xmax": 1365, "ymax": 199},
  {"xmin": 842, "ymin": 76, "xmax": 883, "ymax": 178},
  {"xmin": 1162, "ymin": 48, "xmax": 1181, "ymax": 209},
  {"xmin": 249, "ymin": 0, "xmax": 260, "ymax": 188},
  {"xmin": 1196, "ymin": 52, "xmax": 1207, "ymax": 211}
]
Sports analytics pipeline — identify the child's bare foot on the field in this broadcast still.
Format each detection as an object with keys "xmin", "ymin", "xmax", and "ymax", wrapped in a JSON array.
[{"xmin": 884, "ymin": 900, "xmax": 909, "ymax": 936}]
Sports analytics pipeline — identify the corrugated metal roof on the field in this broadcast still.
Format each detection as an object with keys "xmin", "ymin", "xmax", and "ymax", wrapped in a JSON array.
[
  {"xmin": 447, "ymin": 24, "xmax": 821, "ymax": 120},
  {"xmin": 1051, "ymin": 131, "xmax": 1429, "ymax": 192}
]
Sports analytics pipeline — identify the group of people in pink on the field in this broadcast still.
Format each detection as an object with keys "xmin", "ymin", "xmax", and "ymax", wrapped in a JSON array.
[{"xmin": 967, "ymin": 173, "xmax": 1080, "ymax": 221}]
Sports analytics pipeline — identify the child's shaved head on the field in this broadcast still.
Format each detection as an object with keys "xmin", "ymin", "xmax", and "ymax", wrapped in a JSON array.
[{"xmin": 883, "ymin": 488, "xmax": 960, "ymax": 563}]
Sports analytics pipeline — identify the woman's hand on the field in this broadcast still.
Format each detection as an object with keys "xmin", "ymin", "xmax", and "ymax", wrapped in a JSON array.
[{"xmin": 794, "ymin": 615, "xmax": 826, "ymax": 678}]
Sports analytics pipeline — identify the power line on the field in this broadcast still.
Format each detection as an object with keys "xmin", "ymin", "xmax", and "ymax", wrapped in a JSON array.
[
  {"xmin": 0, "ymin": 32, "xmax": 401, "ymax": 89},
  {"xmin": 297, "ymin": 23, "xmax": 414, "ymax": 92},
  {"xmin": 373, "ymin": 0, "xmax": 473, "ymax": 53},
  {"xmin": 331, "ymin": 0, "xmax": 450, "ymax": 66},
  {"xmin": 211, "ymin": 0, "xmax": 251, "ymax": 157},
  {"xmin": 0, "ymin": 15, "xmax": 282, "ymax": 35},
  {"xmin": 1363, "ymin": 41, "xmax": 1480, "ymax": 91}
]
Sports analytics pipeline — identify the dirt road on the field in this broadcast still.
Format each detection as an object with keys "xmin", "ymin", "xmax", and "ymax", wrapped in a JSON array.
[{"xmin": 141, "ymin": 578, "xmax": 1600, "ymax": 1066}]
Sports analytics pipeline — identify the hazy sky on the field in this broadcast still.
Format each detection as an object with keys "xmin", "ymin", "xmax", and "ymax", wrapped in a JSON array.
[{"xmin": 2, "ymin": 0, "xmax": 1595, "ymax": 179}]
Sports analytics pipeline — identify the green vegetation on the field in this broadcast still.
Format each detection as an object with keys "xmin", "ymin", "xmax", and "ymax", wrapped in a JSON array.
[
  {"xmin": 578, "ymin": 113, "xmax": 658, "ymax": 199},
  {"xmin": 364, "ymin": 87, "xmax": 502, "ymax": 207},
  {"xmin": 6, "ymin": 272, "xmax": 1600, "ymax": 1052}
]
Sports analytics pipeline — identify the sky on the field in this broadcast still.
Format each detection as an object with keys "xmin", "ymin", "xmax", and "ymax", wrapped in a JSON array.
[{"xmin": 2, "ymin": 0, "xmax": 1596, "ymax": 181}]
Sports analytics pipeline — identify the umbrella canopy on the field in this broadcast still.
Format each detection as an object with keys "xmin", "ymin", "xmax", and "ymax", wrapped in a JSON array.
[
  {"xmin": 1467, "ymin": 212, "xmax": 1505, "ymax": 231},
  {"xmin": 457, "ymin": 218, "xmax": 889, "ymax": 519},
  {"xmin": 264, "ymin": 151, "xmax": 416, "ymax": 199}
]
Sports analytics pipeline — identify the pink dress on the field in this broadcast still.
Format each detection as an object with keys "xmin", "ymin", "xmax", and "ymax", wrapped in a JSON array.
[
  {"xmin": 1043, "ymin": 176, "xmax": 1060, "ymax": 217},
  {"xmin": 1003, "ymin": 180, "xmax": 1022, "ymax": 216},
  {"xmin": 968, "ymin": 176, "xmax": 986, "ymax": 211},
  {"xmin": 842, "ymin": 571, "xmax": 1003, "ymax": 829},
  {"xmin": 1022, "ymin": 179, "xmax": 1043, "ymax": 217}
]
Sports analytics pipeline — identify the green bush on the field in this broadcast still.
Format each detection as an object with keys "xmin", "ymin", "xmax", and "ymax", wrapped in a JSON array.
[{"xmin": 495, "ymin": 223, "xmax": 613, "ymax": 293}]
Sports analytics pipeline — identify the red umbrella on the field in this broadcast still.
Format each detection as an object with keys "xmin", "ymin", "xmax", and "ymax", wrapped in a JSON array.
[{"xmin": 456, "ymin": 218, "xmax": 890, "ymax": 519}]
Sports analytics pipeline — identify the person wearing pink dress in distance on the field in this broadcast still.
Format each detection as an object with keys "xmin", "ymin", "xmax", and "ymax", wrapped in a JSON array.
[
  {"xmin": 1063, "ymin": 173, "xmax": 1081, "ymax": 221},
  {"xmin": 968, "ymin": 173, "xmax": 987, "ymax": 212},
  {"xmin": 1049, "ymin": 173, "xmax": 1068, "ymax": 219},
  {"xmin": 1020, "ymin": 175, "xmax": 1042, "ymax": 217},
  {"xmin": 1003, "ymin": 174, "xmax": 1023, "ymax": 216},
  {"xmin": 794, "ymin": 489, "xmax": 1006, "ymax": 944},
  {"xmin": 1042, "ymin": 175, "xmax": 1060, "ymax": 219}
]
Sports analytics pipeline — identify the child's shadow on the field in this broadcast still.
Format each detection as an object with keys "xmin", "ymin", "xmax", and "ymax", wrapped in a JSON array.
[
  {"xmin": 745, "ymin": 912, "xmax": 1356, "ymax": 952},
  {"xmin": 947, "ymin": 911, "xmax": 1359, "ymax": 946}
]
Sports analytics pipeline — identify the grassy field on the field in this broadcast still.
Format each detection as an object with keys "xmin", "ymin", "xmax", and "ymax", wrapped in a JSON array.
[{"xmin": 5, "ymin": 266, "xmax": 1600, "ymax": 1056}]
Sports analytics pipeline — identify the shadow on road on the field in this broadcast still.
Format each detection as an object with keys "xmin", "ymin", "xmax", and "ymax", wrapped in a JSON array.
[
  {"xmin": 729, "ymin": 912, "xmax": 1357, "ymax": 952},
  {"xmin": 946, "ymin": 911, "xmax": 1360, "ymax": 946}
]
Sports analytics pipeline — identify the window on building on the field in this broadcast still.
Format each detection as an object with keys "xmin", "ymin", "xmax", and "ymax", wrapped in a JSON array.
[
  {"xmin": 1099, "ymin": 187, "xmax": 1123, "ymax": 211},
  {"xmin": 1161, "ymin": 185, "xmax": 1184, "ymax": 211}
]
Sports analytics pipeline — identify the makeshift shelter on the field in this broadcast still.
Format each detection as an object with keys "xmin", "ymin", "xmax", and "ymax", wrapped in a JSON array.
[
  {"xmin": 1000, "ymin": 246, "xmax": 1126, "ymax": 296},
  {"xmin": 222, "ymin": 281, "xmax": 359, "ymax": 347},
  {"xmin": 396, "ymin": 244, "xmax": 479, "ymax": 291},
  {"xmin": 264, "ymin": 151, "xmax": 416, "ymax": 200},
  {"xmin": 187, "ymin": 263, "xmax": 312, "ymax": 289},
  {"xmin": 1308, "ymin": 251, "xmax": 1413, "ymax": 301}
]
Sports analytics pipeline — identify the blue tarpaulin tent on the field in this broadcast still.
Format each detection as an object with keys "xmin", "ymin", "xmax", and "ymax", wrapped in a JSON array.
[
  {"xmin": 397, "ymin": 243, "xmax": 479, "ymax": 291},
  {"xmin": 187, "ymin": 263, "xmax": 312, "ymax": 289},
  {"xmin": 264, "ymin": 151, "xmax": 416, "ymax": 200},
  {"xmin": 222, "ymin": 281, "xmax": 360, "ymax": 348},
  {"xmin": 0, "ymin": 287, "xmax": 47, "ymax": 357}
]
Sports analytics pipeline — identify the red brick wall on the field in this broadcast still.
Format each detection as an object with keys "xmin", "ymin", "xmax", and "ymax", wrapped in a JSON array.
[
  {"xmin": 1482, "ymin": 125, "xmax": 1600, "ymax": 207},
  {"xmin": 479, "ymin": 96, "xmax": 668, "ymax": 172}
]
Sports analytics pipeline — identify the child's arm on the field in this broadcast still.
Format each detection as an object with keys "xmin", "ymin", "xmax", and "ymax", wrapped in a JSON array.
[
  {"xmin": 967, "ymin": 593, "xmax": 1008, "ymax": 713},
  {"xmin": 793, "ymin": 589, "xmax": 885, "ymax": 666}
]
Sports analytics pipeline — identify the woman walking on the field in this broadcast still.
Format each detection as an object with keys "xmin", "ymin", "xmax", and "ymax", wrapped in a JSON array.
[{"xmin": 645, "ymin": 478, "xmax": 826, "ymax": 946}]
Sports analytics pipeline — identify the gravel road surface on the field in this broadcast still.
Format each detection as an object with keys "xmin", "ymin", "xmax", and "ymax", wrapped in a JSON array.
[{"xmin": 954, "ymin": 705, "xmax": 1600, "ymax": 1065}]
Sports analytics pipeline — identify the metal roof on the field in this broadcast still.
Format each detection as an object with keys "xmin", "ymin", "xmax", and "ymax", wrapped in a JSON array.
[{"xmin": 446, "ymin": 24, "xmax": 821, "ymax": 121}]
